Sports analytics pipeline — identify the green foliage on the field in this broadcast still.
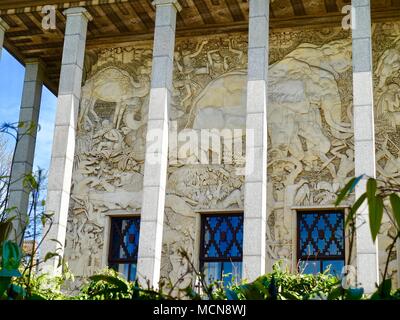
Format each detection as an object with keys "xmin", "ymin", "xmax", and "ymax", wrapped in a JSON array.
[
  {"xmin": 78, "ymin": 269, "xmax": 133, "ymax": 300},
  {"xmin": 0, "ymin": 262, "xmax": 399, "ymax": 300},
  {"xmin": 77, "ymin": 268, "xmax": 166, "ymax": 300},
  {"xmin": 336, "ymin": 175, "xmax": 400, "ymax": 298},
  {"xmin": 12, "ymin": 271, "xmax": 71, "ymax": 300},
  {"xmin": 0, "ymin": 240, "xmax": 22, "ymax": 298},
  {"xmin": 217, "ymin": 264, "xmax": 340, "ymax": 300}
]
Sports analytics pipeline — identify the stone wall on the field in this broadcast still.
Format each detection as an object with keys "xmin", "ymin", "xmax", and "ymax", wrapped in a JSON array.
[
  {"xmin": 372, "ymin": 21, "xmax": 400, "ymax": 288},
  {"xmin": 64, "ymin": 24, "xmax": 398, "ymax": 289}
]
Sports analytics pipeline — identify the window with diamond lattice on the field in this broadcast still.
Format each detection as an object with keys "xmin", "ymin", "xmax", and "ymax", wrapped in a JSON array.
[
  {"xmin": 297, "ymin": 210, "xmax": 345, "ymax": 277},
  {"xmin": 108, "ymin": 217, "xmax": 140, "ymax": 281},
  {"xmin": 200, "ymin": 213, "xmax": 243, "ymax": 286}
]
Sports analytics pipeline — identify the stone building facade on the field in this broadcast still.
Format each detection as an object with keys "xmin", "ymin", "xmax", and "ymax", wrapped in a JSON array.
[{"xmin": 1, "ymin": 0, "xmax": 400, "ymax": 293}]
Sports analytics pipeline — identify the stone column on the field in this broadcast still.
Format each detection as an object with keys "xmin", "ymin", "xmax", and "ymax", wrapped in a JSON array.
[
  {"xmin": 136, "ymin": 0, "xmax": 181, "ymax": 288},
  {"xmin": 7, "ymin": 59, "xmax": 44, "ymax": 244},
  {"xmin": 242, "ymin": 0, "xmax": 269, "ymax": 281},
  {"xmin": 0, "ymin": 18, "xmax": 9, "ymax": 60},
  {"xmin": 41, "ymin": 8, "xmax": 92, "ymax": 274},
  {"xmin": 352, "ymin": 0, "xmax": 379, "ymax": 293}
]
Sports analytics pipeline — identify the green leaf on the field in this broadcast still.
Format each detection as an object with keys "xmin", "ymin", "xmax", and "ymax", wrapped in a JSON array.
[
  {"xmin": 327, "ymin": 286, "xmax": 342, "ymax": 300},
  {"xmin": 44, "ymin": 252, "xmax": 61, "ymax": 262},
  {"xmin": 237, "ymin": 283, "xmax": 264, "ymax": 300},
  {"xmin": 1, "ymin": 241, "xmax": 21, "ymax": 271},
  {"xmin": 3, "ymin": 207, "xmax": 17, "ymax": 215},
  {"xmin": 372, "ymin": 279, "xmax": 392, "ymax": 299},
  {"xmin": 89, "ymin": 275, "xmax": 129, "ymax": 293},
  {"xmin": 8, "ymin": 284, "xmax": 26, "ymax": 300},
  {"xmin": 389, "ymin": 193, "xmax": 400, "ymax": 229},
  {"xmin": 366, "ymin": 178, "xmax": 377, "ymax": 197},
  {"xmin": 336, "ymin": 176, "xmax": 363, "ymax": 206},
  {"xmin": 0, "ymin": 277, "xmax": 11, "ymax": 298},
  {"xmin": 50, "ymin": 238, "xmax": 64, "ymax": 247},
  {"xmin": 335, "ymin": 177, "xmax": 356, "ymax": 206},
  {"xmin": 369, "ymin": 195, "xmax": 384, "ymax": 242},
  {"xmin": 346, "ymin": 193, "xmax": 367, "ymax": 227}
]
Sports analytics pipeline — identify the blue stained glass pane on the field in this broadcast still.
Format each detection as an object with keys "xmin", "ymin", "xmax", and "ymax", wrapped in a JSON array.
[
  {"xmin": 236, "ymin": 229, "xmax": 243, "ymax": 243},
  {"xmin": 109, "ymin": 217, "xmax": 140, "ymax": 261},
  {"xmin": 203, "ymin": 262, "xmax": 243, "ymax": 286},
  {"xmin": 128, "ymin": 264, "xmax": 137, "ymax": 281},
  {"xmin": 325, "ymin": 228, "xmax": 332, "ymax": 239},
  {"xmin": 303, "ymin": 215, "xmax": 315, "ymax": 227},
  {"xmin": 328, "ymin": 241, "xmax": 339, "ymax": 255},
  {"xmin": 317, "ymin": 217, "xmax": 325, "ymax": 229},
  {"xmin": 299, "ymin": 260, "xmax": 321, "ymax": 275},
  {"xmin": 317, "ymin": 239, "xmax": 326, "ymax": 251},
  {"xmin": 298, "ymin": 211, "xmax": 344, "ymax": 258},
  {"xmin": 322, "ymin": 260, "xmax": 344, "ymax": 277},
  {"xmin": 208, "ymin": 244, "xmax": 217, "ymax": 257},
  {"xmin": 230, "ymin": 244, "xmax": 240, "ymax": 257},
  {"xmin": 328, "ymin": 214, "xmax": 337, "ymax": 225},
  {"xmin": 202, "ymin": 214, "xmax": 243, "ymax": 259},
  {"xmin": 204, "ymin": 262, "xmax": 222, "ymax": 283},
  {"xmin": 222, "ymin": 262, "xmax": 242, "ymax": 286}
]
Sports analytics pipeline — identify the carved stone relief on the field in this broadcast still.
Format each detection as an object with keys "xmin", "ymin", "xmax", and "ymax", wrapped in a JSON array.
[
  {"xmin": 64, "ymin": 25, "xmax": 399, "ymax": 287},
  {"xmin": 64, "ymin": 47, "xmax": 152, "ymax": 282},
  {"xmin": 372, "ymin": 22, "xmax": 400, "ymax": 288}
]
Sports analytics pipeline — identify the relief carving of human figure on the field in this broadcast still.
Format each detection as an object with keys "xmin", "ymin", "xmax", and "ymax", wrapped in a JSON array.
[
  {"xmin": 93, "ymin": 119, "xmax": 124, "ymax": 157},
  {"xmin": 175, "ymin": 40, "xmax": 209, "ymax": 110}
]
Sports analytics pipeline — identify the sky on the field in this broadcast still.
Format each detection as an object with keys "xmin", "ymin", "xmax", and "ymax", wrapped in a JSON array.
[{"xmin": 0, "ymin": 49, "xmax": 57, "ymax": 175}]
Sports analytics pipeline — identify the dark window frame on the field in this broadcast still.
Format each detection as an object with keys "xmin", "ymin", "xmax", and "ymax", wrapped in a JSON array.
[
  {"xmin": 199, "ymin": 212, "xmax": 244, "ymax": 282},
  {"xmin": 108, "ymin": 215, "xmax": 140, "ymax": 281},
  {"xmin": 296, "ymin": 209, "xmax": 346, "ymax": 274}
]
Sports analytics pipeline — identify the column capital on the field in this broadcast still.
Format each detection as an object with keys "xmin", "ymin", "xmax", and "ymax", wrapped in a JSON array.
[
  {"xmin": 0, "ymin": 17, "xmax": 10, "ymax": 32},
  {"xmin": 152, "ymin": 0, "xmax": 182, "ymax": 12},
  {"xmin": 63, "ymin": 7, "xmax": 93, "ymax": 21}
]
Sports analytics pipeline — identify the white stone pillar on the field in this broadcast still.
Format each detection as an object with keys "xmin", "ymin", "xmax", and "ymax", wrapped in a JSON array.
[
  {"xmin": 136, "ymin": 0, "xmax": 181, "ymax": 288},
  {"xmin": 242, "ymin": 0, "xmax": 269, "ymax": 281},
  {"xmin": 41, "ymin": 8, "xmax": 92, "ymax": 274},
  {"xmin": 0, "ymin": 18, "xmax": 9, "ymax": 60},
  {"xmin": 352, "ymin": 0, "xmax": 379, "ymax": 293},
  {"xmin": 8, "ymin": 59, "xmax": 44, "ymax": 244}
]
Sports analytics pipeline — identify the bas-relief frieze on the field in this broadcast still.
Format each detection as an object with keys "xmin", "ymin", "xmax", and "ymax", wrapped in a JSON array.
[
  {"xmin": 372, "ymin": 22, "xmax": 400, "ymax": 287},
  {"xmin": 64, "ymin": 47, "xmax": 153, "ymax": 283},
  {"xmin": 66, "ymin": 28, "xmax": 360, "ymax": 284},
  {"xmin": 266, "ymin": 33, "xmax": 354, "ymax": 266}
]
